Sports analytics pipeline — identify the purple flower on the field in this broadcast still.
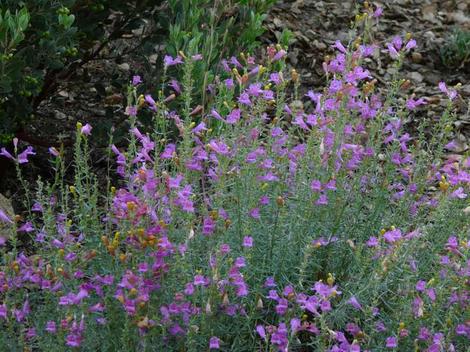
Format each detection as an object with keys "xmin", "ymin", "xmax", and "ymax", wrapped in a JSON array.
[
  {"xmin": 264, "ymin": 277, "xmax": 276, "ymax": 287},
  {"xmin": 392, "ymin": 36, "xmax": 403, "ymax": 50},
  {"xmin": 202, "ymin": 216, "xmax": 215, "ymax": 235},
  {"xmin": 242, "ymin": 236, "xmax": 253, "ymax": 247},
  {"xmin": 17, "ymin": 146, "xmax": 36, "ymax": 163},
  {"xmin": 273, "ymin": 49, "xmax": 287, "ymax": 61},
  {"xmin": 249, "ymin": 207, "xmax": 260, "ymax": 219},
  {"xmin": 347, "ymin": 296, "xmax": 362, "ymax": 310},
  {"xmin": 169, "ymin": 79, "xmax": 181, "ymax": 94},
  {"xmin": 192, "ymin": 122, "xmax": 207, "ymax": 135},
  {"xmin": 238, "ymin": 92, "xmax": 252, "ymax": 106},
  {"xmin": 226, "ymin": 108, "xmax": 241, "ymax": 124},
  {"xmin": 367, "ymin": 236, "xmax": 379, "ymax": 247},
  {"xmin": 225, "ymin": 78, "xmax": 234, "ymax": 89},
  {"xmin": 80, "ymin": 124, "xmax": 92, "ymax": 136},
  {"xmin": 418, "ymin": 327, "xmax": 431, "ymax": 340},
  {"xmin": 184, "ymin": 283, "xmax": 195, "ymax": 295},
  {"xmin": 451, "ymin": 187, "xmax": 467, "ymax": 199},
  {"xmin": 386, "ymin": 336, "xmax": 397, "ymax": 348},
  {"xmin": 234, "ymin": 257, "xmax": 246, "ymax": 268},
  {"xmin": 145, "ymin": 95, "xmax": 157, "ymax": 111},
  {"xmin": 164, "ymin": 55, "xmax": 183, "ymax": 68},
  {"xmin": 438, "ymin": 82, "xmax": 457, "ymax": 100},
  {"xmin": 256, "ymin": 325, "xmax": 267, "ymax": 340},
  {"xmin": 194, "ymin": 275, "xmax": 208, "ymax": 286},
  {"xmin": 247, "ymin": 83, "xmax": 263, "ymax": 97},
  {"xmin": 333, "ymin": 40, "xmax": 347, "ymax": 53},
  {"xmin": 230, "ymin": 56, "xmax": 242, "ymax": 68},
  {"xmin": 405, "ymin": 39, "xmax": 417, "ymax": 50},
  {"xmin": 374, "ymin": 6, "xmax": 383, "ymax": 17},
  {"xmin": 220, "ymin": 243, "xmax": 231, "ymax": 254},
  {"xmin": 132, "ymin": 75, "xmax": 142, "ymax": 86},
  {"xmin": 406, "ymin": 97, "xmax": 426, "ymax": 110},
  {"xmin": 45, "ymin": 321, "xmax": 57, "ymax": 333},
  {"xmin": 0, "ymin": 147, "xmax": 14, "ymax": 161},
  {"xmin": 18, "ymin": 221, "xmax": 34, "ymax": 232},
  {"xmin": 270, "ymin": 72, "xmax": 282, "ymax": 85},
  {"xmin": 415, "ymin": 280, "xmax": 426, "ymax": 292},
  {"xmin": 0, "ymin": 304, "xmax": 7, "ymax": 319},
  {"xmin": 0, "ymin": 209, "xmax": 13, "ymax": 224},
  {"xmin": 48, "ymin": 147, "xmax": 60, "ymax": 157},
  {"xmin": 161, "ymin": 144, "xmax": 176, "ymax": 159},
  {"xmin": 310, "ymin": 180, "xmax": 322, "ymax": 192},
  {"xmin": 386, "ymin": 43, "xmax": 399, "ymax": 59},
  {"xmin": 383, "ymin": 228, "xmax": 402, "ymax": 243},
  {"xmin": 315, "ymin": 194, "xmax": 328, "ymax": 205},
  {"xmin": 456, "ymin": 324, "xmax": 469, "ymax": 336},
  {"xmin": 257, "ymin": 172, "xmax": 279, "ymax": 182},
  {"xmin": 209, "ymin": 336, "xmax": 220, "ymax": 349}
]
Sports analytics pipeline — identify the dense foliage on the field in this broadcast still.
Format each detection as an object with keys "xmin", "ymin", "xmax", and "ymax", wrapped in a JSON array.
[
  {"xmin": 0, "ymin": 0, "xmax": 273, "ymax": 143},
  {"xmin": 0, "ymin": 4, "xmax": 469, "ymax": 352}
]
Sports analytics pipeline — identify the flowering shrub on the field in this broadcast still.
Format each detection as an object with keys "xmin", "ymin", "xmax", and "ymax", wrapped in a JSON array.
[{"xmin": 0, "ymin": 6, "xmax": 469, "ymax": 351}]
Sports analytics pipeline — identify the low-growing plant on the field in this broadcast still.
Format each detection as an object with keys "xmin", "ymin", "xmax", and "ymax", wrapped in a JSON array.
[
  {"xmin": 0, "ymin": 5, "xmax": 469, "ymax": 351},
  {"xmin": 440, "ymin": 28, "xmax": 470, "ymax": 70}
]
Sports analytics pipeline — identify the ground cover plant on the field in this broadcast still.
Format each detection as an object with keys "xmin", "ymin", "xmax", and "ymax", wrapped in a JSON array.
[{"xmin": 0, "ymin": 5, "xmax": 469, "ymax": 351}]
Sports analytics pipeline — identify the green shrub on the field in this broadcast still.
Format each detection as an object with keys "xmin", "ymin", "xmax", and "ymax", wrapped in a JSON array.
[{"xmin": 0, "ymin": 0, "xmax": 274, "ymax": 145}]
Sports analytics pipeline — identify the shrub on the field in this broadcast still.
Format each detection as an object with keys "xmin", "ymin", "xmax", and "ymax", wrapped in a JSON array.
[
  {"xmin": 0, "ymin": 0, "xmax": 274, "ymax": 145},
  {"xmin": 0, "ymin": 5, "xmax": 469, "ymax": 351},
  {"xmin": 0, "ymin": 0, "xmax": 166, "ymax": 143}
]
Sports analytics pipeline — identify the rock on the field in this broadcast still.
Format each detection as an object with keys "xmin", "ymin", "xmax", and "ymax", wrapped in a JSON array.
[
  {"xmin": 411, "ymin": 52, "xmax": 423, "ymax": 63},
  {"xmin": 460, "ymin": 84, "xmax": 470, "ymax": 96},
  {"xmin": 273, "ymin": 18, "xmax": 283, "ymax": 28},
  {"xmin": 410, "ymin": 71, "xmax": 424, "ymax": 83},
  {"xmin": 449, "ymin": 11, "xmax": 470, "ymax": 25},
  {"xmin": 58, "ymin": 90, "xmax": 69, "ymax": 98},
  {"xmin": 117, "ymin": 63, "xmax": 130, "ymax": 71},
  {"xmin": 424, "ymin": 72, "xmax": 441, "ymax": 86},
  {"xmin": 149, "ymin": 54, "xmax": 158, "ymax": 65},
  {"xmin": 54, "ymin": 110, "xmax": 67, "ymax": 120},
  {"xmin": 312, "ymin": 39, "xmax": 327, "ymax": 50}
]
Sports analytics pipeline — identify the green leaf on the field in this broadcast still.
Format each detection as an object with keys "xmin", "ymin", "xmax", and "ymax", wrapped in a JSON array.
[
  {"xmin": 17, "ymin": 7, "xmax": 30, "ymax": 31},
  {"xmin": 58, "ymin": 13, "xmax": 75, "ymax": 29}
]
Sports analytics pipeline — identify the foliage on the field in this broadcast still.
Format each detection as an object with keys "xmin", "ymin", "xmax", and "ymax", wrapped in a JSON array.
[
  {"xmin": 0, "ymin": 5, "xmax": 469, "ymax": 352},
  {"xmin": 440, "ymin": 28, "xmax": 470, "ymax": 69},
  {"xmin": 0, "ymin": 0, "xmax": 273, "ymax": 144}
]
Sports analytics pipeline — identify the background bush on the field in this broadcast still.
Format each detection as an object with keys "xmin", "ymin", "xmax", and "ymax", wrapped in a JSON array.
[{"xmin": 0, "ymin": 0, "xmax": 274, "ymax": 144}]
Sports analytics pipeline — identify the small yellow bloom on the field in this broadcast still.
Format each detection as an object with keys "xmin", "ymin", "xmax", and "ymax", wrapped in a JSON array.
[{"xmin": 327, "ymin": 273, "xmax": 335, "ymax": 286}]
